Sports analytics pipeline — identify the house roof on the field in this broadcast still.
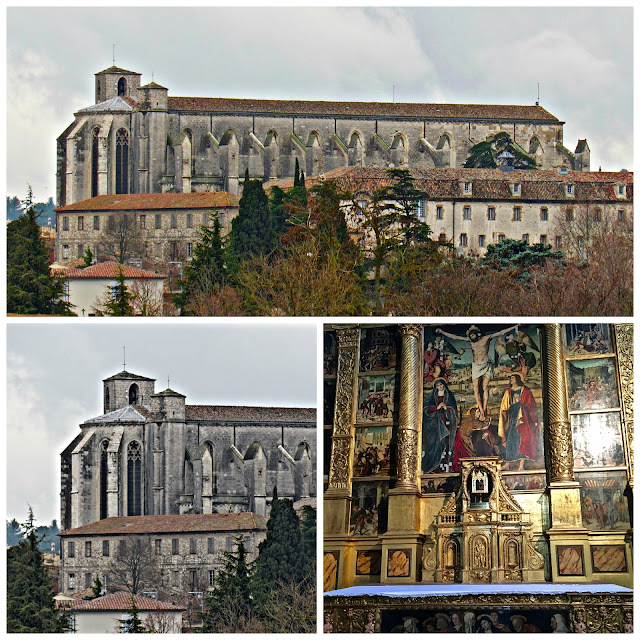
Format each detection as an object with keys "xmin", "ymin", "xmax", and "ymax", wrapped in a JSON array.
[
  {"xmin": 167, "ymin": 97, "xmax": 560, "ymax": 122},
  {"xmin": 184, "ymin": 405, "xmax": 316, "ymax": 424},
  {"xmin": 60, "ymin": 513, "xmax": 267, "ymax": 537},
  {"xmin": 266, "ymin": 166, "xmax": 633, "ymax": 203},
  {"xmin": 55, "ymin": 192, "xmax": 240, "ymax": 212},
  {"xmin": 65, "ymin": 262, "xmax": 165, "ymax": 280},
  {"xmin": 72, "ymin": 591, "xmax": 185, "ymax": 612}
]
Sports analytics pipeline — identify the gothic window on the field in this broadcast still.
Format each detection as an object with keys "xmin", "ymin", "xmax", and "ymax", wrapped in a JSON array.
[
  {"xmin": 91, "ymin": 127, "xmax": 100, "ymax": 197},
  {"xmin": 100, "ymin": 439, "xmax": 110, "ymax": 520},
  {"xmin": 127, "ymin": 441, "xmax": 142, "ymax": 516},
  {"xmin": 117, "ymin": 77, "xmax": 127, "ymax": 97},
  {"xmin": 115, "ymin": 129, "xmax": 129, "ymax": 194},
  {"xmin": 128, "ymin": 383, "xmax": 139, "ymax": 405}
]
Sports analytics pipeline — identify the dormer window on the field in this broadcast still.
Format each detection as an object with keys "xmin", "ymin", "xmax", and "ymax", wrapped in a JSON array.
[
  {"xmin": 464, "ymin": 182, "xmax": 472, "ymax": 193},
  {"xmin": 617, "ymin": 184, "xmax": 626, "ymax": 198},
  {"xmin": 566, "ymin": 184, "xmax": 574, "ymax": 196},
  {"xmin": 512, "ymin": 183, "xmax": 521, "ymax": 195}
]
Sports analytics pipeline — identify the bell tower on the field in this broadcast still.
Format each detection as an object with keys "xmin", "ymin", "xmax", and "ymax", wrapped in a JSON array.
[
  {"xmin": 95, "ymin": 65, "xmax": 142, "ymax": 103},
  {"xmin": 103, "ymin": 370, "xmax": 156, "ymax": 413}
]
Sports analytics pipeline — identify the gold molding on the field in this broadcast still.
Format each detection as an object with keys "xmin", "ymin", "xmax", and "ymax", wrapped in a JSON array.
[{"xmin": 614, "ymin": 324, "xmax": 633, "ymax": 481}]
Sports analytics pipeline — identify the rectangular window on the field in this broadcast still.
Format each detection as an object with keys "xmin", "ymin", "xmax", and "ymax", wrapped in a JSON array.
[
  {"xmin": 187, "ymin": 242, "xmax": 193, "ymax": 258},
  {"xmin": 77, "ymin": 216, "xmax": 84, "ymax": 231},
  {"xmin": 618, "ymin": 209, "xmax": 625, "ymax": 221},
  {"xmin": 208, "ymin": 570, "xmax": 215, "ymax": 587},
  {"xmin": 540, "ymin": 234, "xmax": 548, "ymax": 245},
  {"xmin": 618, "ymin": 185, "xmax": 624, "ymax": 195},
  {"xmin": 513, "ymin": 183, "xmax": 520, "ymax": 194},
  {"xmin": 119, "ymin": 540, "xmax": 126, "ymax": 556},
  {"xmin": 68, "ymin": 542, "xmax": 75, "ymax": 558},
  {"xmin": 171, "ymin": 214, "xmax": 177, "ymax": 229},
  {"xmin": 85, "ymin": 541, "xmax": 92, "ymax": 557},
  {"xmin": 85, "ymin": 573, "xmax": 92, "ymax": 588},
  {"xmin": 522, "ymin": 233, "xmax": 529, "ymax": 243},
  {"xmin": 102, "ymin": 540, "xmax": 109, "ymax": 557},
  {"xmin": 77, "ymin": 244, "xmax": 84, "ymax": 259},
  {"xmin": 107, "ymin": 215, "xmax": 115, "ymax": 230},
  {"xmin": 416, "ymin": 198, "xmax": 426, "ymax": 221},
  {"xmin": 170, "ymin": 242, "xmax": 178, "ymax": 261},
  {"xmin": 226, "ymin": 537, "xmax": 233, "ymax": 552},
  {"xmin": 436, "ymin": 205, "xmax": 443, "ymax": 220},
  {"xmin": 498, "ymin": 234, "xmax": 506, "ymax": 243},
  {"xmin": 173, "ymin": 571, "xmax": 179, "ymax": 587},
  {"xmin": 68, "ymin": 573, "xmax": 75, "ymax": 590},
  {"xmin": 567, "ymin": 184, "xmax": 574, "ymax": 195},
  {"xmin": 464, "ymin": 182, "xmax": 471, "ymax": 192},
  {"xmin": 463, "ymin": 206, "xmax": 471, "ymax": 221},
  {"xmin": 566, "ymin": 209, "xmax": 574, "ymax": 222},
  {"xmin": 487, "ymin": 207, "xmax": 495, "ymax": 221},
  {"xmin": 244, "ymin": 536, "xmax": 251, "ymax": 552},
  {"xmin": 63, "ymin": 217, "xmax": 69, "ymax": 231},
  {"xmin": 478, "ymin": 235, "xmax": 485, "ymax": 248},
  {"xmin": 540, "ymin": 207, "xmax": 548, "ymax": 221},
  {"xmin": 155, "ymin": 539, "xmax": 161, "ymax": 555},
  {"xmin": 208, "ymin": 538, "xmax": 215, "ymax": 554},
  {"xmin": 187, "ymin": 213, "xmax": 193, "ymax": 228},
  {"xmin": 155, "ymin": 214, "xmax": 162, "ymax": 229},
  {"xmin": 555, "ymin": 236, "xmax": 562, "ymax": 249},
  {"xmin": 93, "ymin": 215, "xmax": 100, "ymax": 230},
  {"xmin": 460, "ymin": 233, "xmax": 467, "ymax": 247},
  {"xmin": 62, "ymin": 245, "xmax": 69, "ymax": 259},
  {"xmin": 154, "ymin": 243, "xmax": 162, "ymax": 258},
  {"xmin": 513, "ymin": 207, "xmax": 521, "ymax": 222},
  {"xmin": 189, "ymin": 570, "xmax": 197, "ymax": 589},
  {"xmin": 172, "ymin": 538, "xmax": 179, "ymax": 555},
  {"xmin": 140, "ymin": 214, "xmax": 146, "ymax": 229},
  {"xmin": 190, "ymin": 538, "xmax": 197, "ymax": 554},
  {"xmin": 202, "ymin": 213, "xmax": 209, "ymax": 227}
]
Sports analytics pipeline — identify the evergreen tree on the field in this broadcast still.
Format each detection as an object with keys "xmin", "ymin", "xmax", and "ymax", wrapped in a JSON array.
[
  {"xmin": 91, "ymin": 575, "xmax": 103, "ymax": 599},
  {"xmin": 101, "ymin": 266, "xmax": 135, "ymax": 316},
  {"xmin": 299, "ymin": 505, "xmax": 316, "ymax": 574},
  {"xmin": 6, "ymin": 519, "xmax": 23, "ymax": 546},
  {"xmin": 480, "ymin": 237, "xmax": 564, "ymax": 281},
  {"xmin": 201, "ymin": 537, "xmax": 254, "ymax": 632},
  {"xmin": 7, "ymin": 509, "xmax": 70, "ymax": 633},
  {"xmin": 119, "ymin": 594, "xmax": 147, "ymax": 633},
  {"xmin": 464, "ymin": 132, "xmax": 537, "ymax": 170},
  {"xmin": 6, "ymin": 195, "xmax": 23, "ymax": 221},
  {"xmin": 82, "ymin": 247, "xmax": 94, "ymax": 267},
  {"xmin": 174, "ymin": 212, "xmax": 225, "ymax": 314},
  {"xmin": 7, "ymin": 206, "xmax": 73, "ymax": 315},
  {"xmin": 227, "ymin": 174, "xmax": 275, "ymax": 274}
]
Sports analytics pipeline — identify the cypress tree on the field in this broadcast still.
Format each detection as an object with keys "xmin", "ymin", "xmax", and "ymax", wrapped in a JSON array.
[
  {"xmin": 7, "ymin": 207, "xmax": 72, "ymax": 315},
  {"xmin": 102, "ymin": 266, "xmax": 135, "ymax": 316},
  {"xmin": 7, "ymin": 509, "xmax": 70, "ymax": 633}
]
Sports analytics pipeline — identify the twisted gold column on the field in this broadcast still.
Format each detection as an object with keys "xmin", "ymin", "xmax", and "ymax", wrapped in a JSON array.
[
  {"xmin": 394, "ymin": 324, "xmax": 423, "ymax": 491},
  {"xmin": 543, "ymin": 324, "xmax": 575, "ymax": 482},
  {"xmin": 614, "ymin": 324, "xmax": 633, "ymax": 484}
]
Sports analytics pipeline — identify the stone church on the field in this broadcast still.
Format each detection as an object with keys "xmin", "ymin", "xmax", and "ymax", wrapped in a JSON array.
[
  {"xmin": 56, "ymin": 65, "xmax": 590, "ymax": 206},
  {"xmin": 60, "ymin": 369, "xmax": 315, "ymax": 531}
]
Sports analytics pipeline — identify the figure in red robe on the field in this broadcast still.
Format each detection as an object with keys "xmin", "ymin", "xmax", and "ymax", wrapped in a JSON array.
[{"xmin": 498, "ymin": 374, "xmax": 537, "ymax": 470}]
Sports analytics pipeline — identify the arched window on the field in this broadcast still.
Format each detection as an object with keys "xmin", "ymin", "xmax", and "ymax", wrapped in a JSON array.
[
  {"xmin": 127, "ymin": 441, "xmax": 142, "ymax": 516},
  {"xmin": 128, "ymin": 383, "xmax": 138, "ymax": 405},
  {"xmin": 100, "ymin": 440, "xmax": 110, "ymax": 520},
  {"xmin": 117, "ymin": 77, "xmax": 127, "ymax": 97},
  {"xmin": 115, "ymin": 129, "xmax": 129, "ymax": 194},
  {"xmin": 91, "ymin": 127, "xmax": 101, "ymax": 197}
]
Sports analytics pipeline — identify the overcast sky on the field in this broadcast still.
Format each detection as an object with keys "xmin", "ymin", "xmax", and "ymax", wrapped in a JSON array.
[
  {"xmin": 6, "ymin": 6, "xmax": 632, "ymax": 201},
  {"xmin": 6, "ymin": 321, "xmax": 317, "ymax": 524}
]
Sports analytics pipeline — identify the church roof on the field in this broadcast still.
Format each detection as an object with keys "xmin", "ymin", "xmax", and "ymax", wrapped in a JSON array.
[
  {"xmin": 185, "ymin": 405, "xmax": 316, "ymax": 424},
  {"xmin": 139, "ymin": 81, "xmax": 168, "ymax": 90},
  {"xmin": 95, "ymin": 66, "xmax": 141, "ymax": 75},
  {"xmin": 56, "ymin": 192, "xmax": 240, "ymax": 212},
  {"xmin": 65, "ymin": 262, "xmax": 165, "ymax": 279},
  {"xmin": 103, "ymin": 370, "xmax": 156, "ymax": 382},
  {"xmin": 167, "ymin": 96, "xmax": 560, "ymax": 123},
  {"xmin": 60, "ymin": 513, "xmax": 267, "ymax": 536},
  {"xmin": 72, "ymin": 591, "xmax": 185, "ymax": 612},
  {"xmin": 84, "ymin": 404, "xmax": 150, "ymax": 424},
  {"xmin": 78, "ymin": 96, "xmax": 135, "ymax": 113},
  {"xmin": 153, "ymin": 388, "xmax": 186, "ymax": 398}
]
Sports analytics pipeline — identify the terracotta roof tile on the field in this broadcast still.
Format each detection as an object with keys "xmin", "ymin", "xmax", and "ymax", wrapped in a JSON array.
[
  {"xmin": 60, "ymin": 513, "xmax": 267, "ymax": 536},
  {"xmin": 185, "ymin": 405, "xmax": 316, "ymax": 423},
  {"xmin": 72, "ymin": 591, "xmax": 185, "ymax": 612},
  {"xmin": 55, "ymin": 192, "xmax": 240, "ymax": 212},
  {"xmin": 167, "ymin": 97, "xmax": 559, "ymax": 122},
  {"xmin": 65, "ymin": 262, "xmax": 165, "ymax": 279}
]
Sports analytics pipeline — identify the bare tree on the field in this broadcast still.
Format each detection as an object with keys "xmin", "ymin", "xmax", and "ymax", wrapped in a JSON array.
[
  {"xmin": 129, "ymin": 279, "xmax": 164, "ymax": 316},
  {"xmin": 144, "ymin": 610, "xmax": 183, "ymax": 634},
  {"xmin": 100, "ymin": 211, "xmax": 145, "ymax": 264},
  {"xmin": 258, "ymin": 577, "xmax": 316, "ymax": 633},
  {"xmin": 108, "ymin": 536, "xmax": 159, "ymax": 595}
]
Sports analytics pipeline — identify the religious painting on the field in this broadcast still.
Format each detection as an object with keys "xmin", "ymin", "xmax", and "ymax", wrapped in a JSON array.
[
  {"xmin": 421, "ymin": 476, "xmax": 459, "ymax": 494},
  {"xmin": 422, "ymin": 324, "xmax": 544, "ymax": 474},
  {"xmin": 324, "ymin": 378, "xmax": 336, "ymax": 426},
  {"xmin": 356, "ymin": 375, "xmax": 395, "ymax": 423},
  {"xmin": 359, "ymin": 327, "xmax": 397, "ymax": 373},
  {"xmin": 571, "ymin": 412, "xmax": 625, "ymax": 468},
  {"xmin": 324, "ymin": 331, "xmax": 338, "ymax": 376},
  {"xmin": 503, "ymin": 473, "xmax": 546, "ymax": 491},
  {"xmin": 577, "ymin": 471, "xmax": 630, "ymax": 531},
  {"xmin": 323, "ymin": 551, "xmax": 339, "ymax": 592},
  {"xmin": 356, "ymin": 550, "xmax": 382, "ymax": 575},
  {"xmin": 387, "ymin": 549, "xmax": 411, "ymax": 577},
  {"xmin": 567, "ymin": 357, "xmax": 619, "ymax": 411},
  {"xmin": 353, "ymin": 426, "xmax": 393, "ymax": 477},
  {"xmin": 381, "ymin": 608, "xmax": 570, "ymax": 633},
  {"xmin": 349, "ymin": 482, "xmax": 388, "ymax": 536},
  {"xmin": 557, "ymin": 545, "xmax": 585, "ymax": 576},
  {"xmin": 565, "ymin": 323, "xmax": 612, "ymax": 356},
  {"xmin": 591, "ymin": 545, "xmax": 628, "ymax": 573}
]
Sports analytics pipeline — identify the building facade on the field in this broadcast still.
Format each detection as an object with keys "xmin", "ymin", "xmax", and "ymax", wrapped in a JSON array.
[
  {"xmin": 59, "ymin": 513, "xmax": 266, "ymax": 596},
  {"xmin": 323, "ymin": 323, "xmax": 633, "ymax": 632},
  {"xmin": 54, "ymin": 192, "xmax": 239, "ymax": 264},
  {"xmin": 60, "ymin": 369, "xmax": 316, "ymax": 531},
  {"xmin": 57, "ymin": 65, "xmax": 590, "ymax": 206}
]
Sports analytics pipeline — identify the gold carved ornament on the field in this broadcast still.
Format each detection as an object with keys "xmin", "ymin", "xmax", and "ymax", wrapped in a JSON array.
[
  {"xmin": 614, "ymin": 324, "xmax": 633, "ymax": 479},
  {"xmin": 328, "ymin": 437, "xmax": 351, "ymax": 490}
]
